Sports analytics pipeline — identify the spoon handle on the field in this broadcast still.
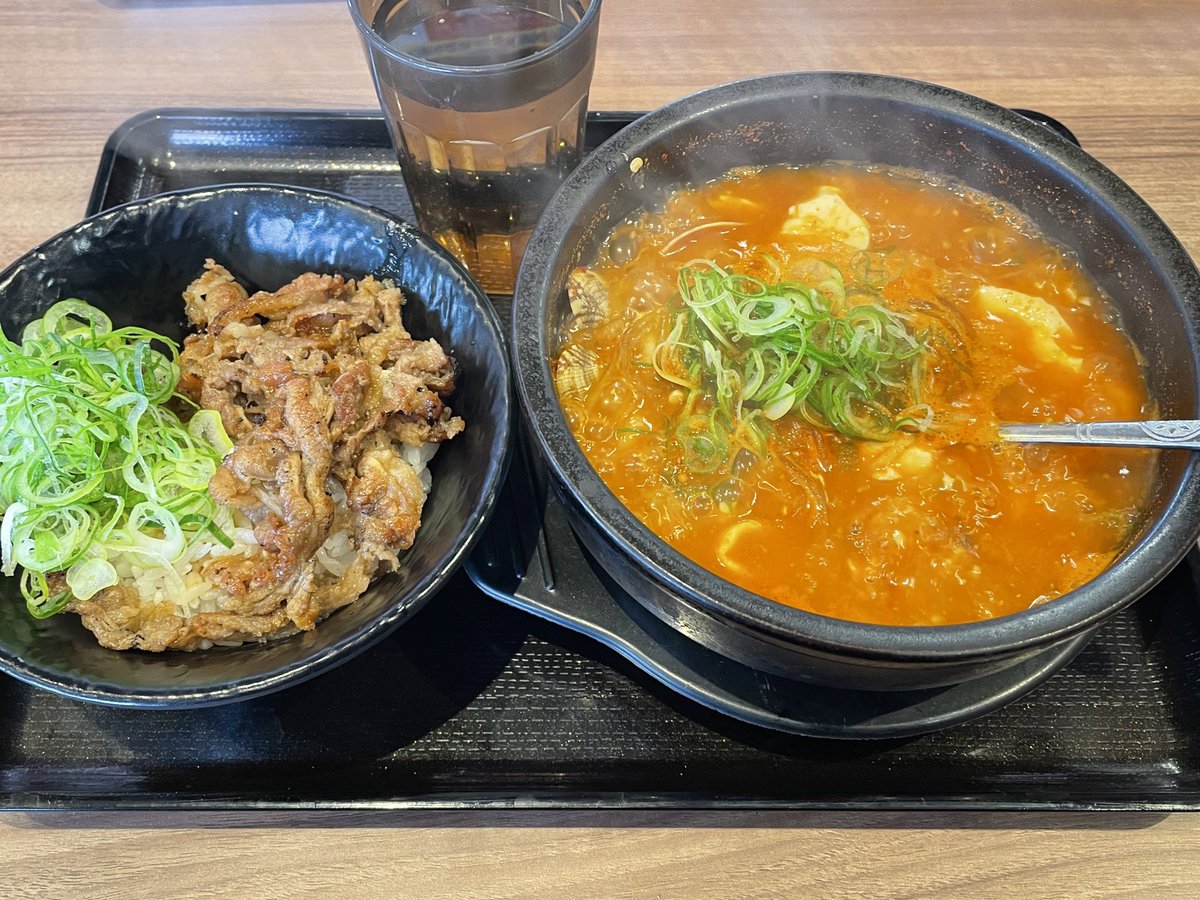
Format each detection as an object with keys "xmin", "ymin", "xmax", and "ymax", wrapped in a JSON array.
[{"xmin": 999, "ymin": 420, "xmax": 1200, "ymax": 450}]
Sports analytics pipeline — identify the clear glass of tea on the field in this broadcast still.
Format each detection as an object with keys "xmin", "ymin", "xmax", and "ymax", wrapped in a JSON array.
[{"xmin": 349, "ymin": 0, "xmax": 603, "ymax": 295}]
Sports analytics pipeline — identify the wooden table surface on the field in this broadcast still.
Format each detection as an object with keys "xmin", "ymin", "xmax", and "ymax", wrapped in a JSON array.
[{"xmin": 2, "ymin": 0, "xmax": 1199, "ymax": 895}]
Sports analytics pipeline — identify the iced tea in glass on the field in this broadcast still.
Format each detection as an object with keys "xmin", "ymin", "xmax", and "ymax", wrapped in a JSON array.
[{"xmin": 349, "ymin": 0, "xmax": 603, "ymax": 294}]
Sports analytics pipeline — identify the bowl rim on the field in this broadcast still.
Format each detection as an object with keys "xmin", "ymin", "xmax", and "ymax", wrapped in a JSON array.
[
  {"xmin": 346, "ymin": 0, "xmax": 603, "ymax": 79},
  {"xmin": 0, "ymin": 182, "xmax": 514, "ymax": 706},
  {"xmin": 513, "ymin": 70, "xmax": 1200, "ymax": 662}
]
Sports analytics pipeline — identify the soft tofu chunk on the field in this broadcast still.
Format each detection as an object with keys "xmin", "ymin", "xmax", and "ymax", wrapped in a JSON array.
[
  {"xmin": 897, "ymin": 445, "xmax": 935, "ymax": 475},
  {"xmin": 861, "ymin": 437, "xmax": 939, "ymax": 482},
  {"xmin": 716, "ymin": 520, "xmax": 765, "ymax": 574},
  {"xmin": 781, "ymin": 187, "xmax": 871, "ymax": 250},
  {"xmin": 976, "ymin": 284, "xmax": 1083, "ymax": 372},
  {"xmin": 870, "ymin": 444, "xmax": 936, "ymax": 481}
]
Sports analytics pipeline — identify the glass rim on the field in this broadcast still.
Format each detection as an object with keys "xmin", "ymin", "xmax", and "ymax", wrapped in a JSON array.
[{"xmin": 347, "ymin": 0, "xmax": 602, "ymax": 77}]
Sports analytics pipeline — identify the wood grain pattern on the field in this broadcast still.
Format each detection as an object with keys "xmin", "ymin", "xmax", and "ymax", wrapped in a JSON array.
[
  {"xmin": 1, "ymin": 0, "xmax": 1199, "ymax": 895},
  {"xmin": 0, "ymin": 810, "xmax": 1198, "ymax": 898}
]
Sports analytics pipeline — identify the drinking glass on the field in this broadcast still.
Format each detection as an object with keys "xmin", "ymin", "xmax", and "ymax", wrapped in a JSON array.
[{"xmin": 349, "ymin": 0, "xmax": 603, "ymax": 294}]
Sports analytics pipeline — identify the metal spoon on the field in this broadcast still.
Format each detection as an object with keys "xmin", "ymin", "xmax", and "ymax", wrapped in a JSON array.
[{"xmin": 999, "ymin": 420, "xmax": 1200, "ymax": 450}]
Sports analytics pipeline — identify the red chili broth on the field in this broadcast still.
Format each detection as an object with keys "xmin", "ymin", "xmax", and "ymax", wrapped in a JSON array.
[{"xmin": 554, "ymin": 165, "xmax": 1156, "ymax": 626}]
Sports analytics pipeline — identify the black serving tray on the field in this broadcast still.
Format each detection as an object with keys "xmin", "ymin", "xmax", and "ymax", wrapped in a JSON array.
[{"xmin": 1, "ymin": 108, "xmax": 1198, "ymax": 810}]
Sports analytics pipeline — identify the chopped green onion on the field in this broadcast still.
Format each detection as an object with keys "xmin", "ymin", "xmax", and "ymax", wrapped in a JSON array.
[
  {"xmin": 188, "ymin": 409, "xmax": 234, "ymax": 457},
  {"xmin": 66, "ymin": 557, "xmax": 119, "ymax": 601},
  {"xmin": 0, "ymin": 299, "xmax": 230, "ymax": 617},
  {"xmin": 656, "ymin": 260, "xmax": 929, "ymax": 474}
]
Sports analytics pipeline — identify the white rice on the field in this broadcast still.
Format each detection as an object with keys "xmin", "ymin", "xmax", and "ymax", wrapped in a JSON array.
[
  {"xmin": 109, "ymin": 519, "xmax": 263, "ymax": 619},
  {"xmin": 401, "ymin": 440, "xmax": 439, "ymax": 493},
  {"xmin": 109, "ymin": 441, "xmax": 439, "ymax": 621}
]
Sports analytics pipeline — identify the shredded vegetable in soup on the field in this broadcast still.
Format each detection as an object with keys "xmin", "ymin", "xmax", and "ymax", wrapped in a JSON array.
[{"xmin": 553, "ymin": 165, "xmax": 1157, "ymax": 626}]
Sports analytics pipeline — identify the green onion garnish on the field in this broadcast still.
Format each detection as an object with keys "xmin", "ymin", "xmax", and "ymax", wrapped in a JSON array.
[
  {"xmin": 0, "ymin": 300, "xmax": 233, "ymax": 617},
  {"xmin": 654, "ymin": 259, "xmax": 931, "ymax": 473}
]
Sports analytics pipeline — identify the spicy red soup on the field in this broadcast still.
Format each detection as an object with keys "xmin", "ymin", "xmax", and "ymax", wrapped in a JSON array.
[{"xmin": 553, "ymin": 165, "xmax": 1156, "ymax": 626}]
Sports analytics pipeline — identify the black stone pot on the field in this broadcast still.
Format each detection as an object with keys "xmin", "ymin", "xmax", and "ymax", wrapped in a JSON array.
[
  {"xmin": 0, "ymin": 184, "xmax": 512, "ymax": 706},
  {"xmin": 512, "ymin": 72, "xmax": 1200, "ymax": 691}
]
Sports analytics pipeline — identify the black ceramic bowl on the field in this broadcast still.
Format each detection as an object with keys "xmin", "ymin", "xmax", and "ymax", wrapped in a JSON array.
[
  {"xmin": 513, "ymin": 72, "xmax": 1200, "ymax": 691},
  {"xmin": 0, "ymin": 184, "xmax": 512, "ymax": 706}
]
